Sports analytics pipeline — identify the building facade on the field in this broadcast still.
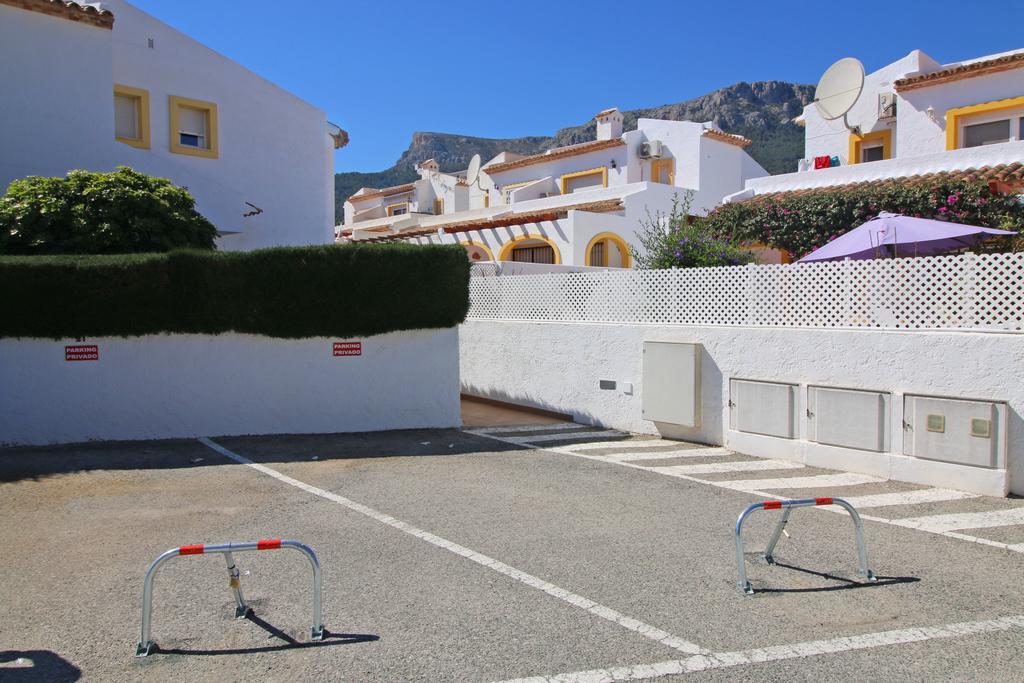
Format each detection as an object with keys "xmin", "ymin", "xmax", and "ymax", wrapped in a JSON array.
[
  {"xmin": 0, "ymin": 0, "xmax": 346, "ymax": 250},
  {"xmin": 341, "ymin": 108, "xmax": 768, "ymax": 267}
]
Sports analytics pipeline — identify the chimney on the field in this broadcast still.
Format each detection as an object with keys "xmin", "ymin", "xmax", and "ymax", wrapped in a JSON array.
[{"xmin": 595, "ymin": 107, "xmax": 623, "ymax": 141}]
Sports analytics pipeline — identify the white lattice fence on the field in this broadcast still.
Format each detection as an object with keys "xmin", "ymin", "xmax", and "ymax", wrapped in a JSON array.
[{"xmin": 467, "ymin": 252, "xmax": 1024, "ymax": 331}]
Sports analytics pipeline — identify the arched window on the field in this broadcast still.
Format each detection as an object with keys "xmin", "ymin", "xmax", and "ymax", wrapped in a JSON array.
[
  {"xmin": 462, "ymin": 242, "xmax": 494, "ymax": 262},
  {"xmin": 585, "ymin": 232, "xmax": 631, "ymax": 268},
  {"xmin": 498, "ymin": 234, "xmax": 562, "ymax": 264}
]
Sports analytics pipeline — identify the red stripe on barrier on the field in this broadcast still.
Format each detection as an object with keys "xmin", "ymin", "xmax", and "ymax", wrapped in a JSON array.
[
  {"xmin": 762, "ymin": 501, "xmax": 782, "ymax": 510},
  {"xmin": 816, "ymin": 497, "xmax": 834, "ymax": 506},
  {"xmin": 179, "ymin": 544, "xmax": 205, "ymax": 555},
  {"xmin": 257, "ymin": 539, "xmax": 282, "ymax": 550}
]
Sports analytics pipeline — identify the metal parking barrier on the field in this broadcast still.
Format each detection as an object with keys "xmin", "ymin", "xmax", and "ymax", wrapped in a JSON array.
[
  {"xmin": 734, "ymin": 497, "xmax": 876, "ymax": 595},
  {"xmin": 136, "ymin": 539, "xmax": 324, "ymax": 656}
]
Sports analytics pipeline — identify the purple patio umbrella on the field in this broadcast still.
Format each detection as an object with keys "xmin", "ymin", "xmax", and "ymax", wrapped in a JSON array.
[{"xmin": 798, "ymin": 212, "xmax": 1016, "ymax": 262}]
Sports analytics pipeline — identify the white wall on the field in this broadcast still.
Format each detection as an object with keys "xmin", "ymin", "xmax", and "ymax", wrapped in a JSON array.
[
  {"xmin": 0, "ymin": 328, "xmax": 460, "ymax": 446},
  {"xmin": 461, "ymin": 320, "xmax": 1024, "ymax": 496},
  {"xmin": 0, "ymin": 6, "xmax": 115, "ymax": 190},
  {"xmin": 105, "ymin": 0, "xmax": 335, "ymax": 249}
]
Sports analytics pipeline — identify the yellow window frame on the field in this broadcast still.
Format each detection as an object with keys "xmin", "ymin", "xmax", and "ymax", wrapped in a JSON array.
[
  {"xmin": 386, "ymin": 202, "xmax": 409, "ymax": 217},
  {"xmin": 650, "ymin": 158, "xmax": 675, "ymax": 184},
  {"xmin": 848, "ymin": 129, "xmax": 892, "ymax": 164},
  {"xmin": 169, "ymin": 95, "xmax": 219, "ymax": 159},
  {"xmin": 501, "ymin": 180, "xmax": 536, "ymax": 204},
  {"xmin": 434, "ymin": 198, "xmax": 444, "ymax": 214},
  {"xmin": 585, "ymin": 232, "xmax": 632, "ymax": 268},
  {"xmin": 559, "ymin": 166, "xmax": 608, "ymax": 194},
  {"xmin": 946, "ymin": 96, "xmax": 1024, "ymax": 149},
  {"xmin": 113, "ymin": 85, "xmax": 151, "ymax": 150},
  {"xmin": 497, "ymin": 233, "xmax": 562, "ymax": 264}
]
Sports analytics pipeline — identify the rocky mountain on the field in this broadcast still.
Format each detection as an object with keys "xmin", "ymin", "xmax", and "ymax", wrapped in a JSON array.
[{"xmin": 335, "ymin": 81, "xmax": 815, "ymax": 221}]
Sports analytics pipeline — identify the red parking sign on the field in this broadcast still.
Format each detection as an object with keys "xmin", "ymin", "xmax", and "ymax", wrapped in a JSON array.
[
  {"xmin": 333, "ymin": 341, "xmax": 361, "ymax": 357},
  {"xmin": 66, "ymin": 345, "xmax": 98, "ymax": 361}
]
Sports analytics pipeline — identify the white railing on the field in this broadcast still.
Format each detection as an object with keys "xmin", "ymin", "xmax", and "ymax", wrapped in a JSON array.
[{"xmin": 467, "ymin": 252, "xmax": 1024, "ymax": 331}]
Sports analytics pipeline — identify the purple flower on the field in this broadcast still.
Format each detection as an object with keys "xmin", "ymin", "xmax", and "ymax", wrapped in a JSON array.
[{"xmin": 938, "ymin": 206, "xmax": 948, "ymax": 213}]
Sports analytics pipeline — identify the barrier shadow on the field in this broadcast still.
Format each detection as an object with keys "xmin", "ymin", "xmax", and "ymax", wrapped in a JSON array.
[
  {"xmin": 152, "ymin": 612, "xmax": 378, "ymax": 657},
  {"xmin": 753, "ymin": 561, "xmax": 920, "ymax": 594}
]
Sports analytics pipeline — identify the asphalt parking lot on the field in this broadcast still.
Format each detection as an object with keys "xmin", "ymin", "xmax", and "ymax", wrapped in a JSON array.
[{"xmin": 1, "ymin": 422, "xmax": 1023, "ymax": 682}]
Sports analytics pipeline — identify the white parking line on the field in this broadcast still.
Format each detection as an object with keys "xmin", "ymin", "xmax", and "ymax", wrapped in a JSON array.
[
  {"xmin": 598, "ymin": 448, "xmax": 734, "ymax": 462},
  {"xmin": 502, "ymin": 430, "xmax": 625, "ymax": 444},
  {"xmin": 493, "ymin": 614, "xmax": 1024, "ymax": 682},
  {"xmin": 890, "ymin": 507, "xmax": 1024, "ymax": 533},
  {"xmin": 718, "ymin": 472, "xmax": 883, "ymax": 491},
  {"xmin": 840, "ymin": 488, "xmax": 980, "ymax": 509},
  {"xmin": 564, "ymin": 439, "xmax": 697, "ymax": 451},
  {"xmin": 198, "ymin": 437, "xmax": 709, "ymax": 657},
  {"xmin": 465, "ymin": 423, "xmax": 589, "ymax": 435},
  {"xmin": 643, "ymin": 460, "xmax": 804, "ymax": 475}
]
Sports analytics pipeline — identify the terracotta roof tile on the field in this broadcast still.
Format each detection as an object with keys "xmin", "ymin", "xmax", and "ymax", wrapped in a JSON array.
[
  {"xmin": 358, "ymin": 199, "xmax": 624, "ymax": 243},
  {"xmin": 702, "ymin": 129, "xmax": 753, "ymax": 148},
  {"xmin": 894, "ymin": 52, "xmax": 1024, "ymax": 91},
  {"xmin": 743, "ymin": 163, "xmax": 1024, "ymax": 203},
  {"xmin": 483, "ymin": 138, "xmax": 626, "ymax": 175},
  {"xmin": 347, "ymin": 183, "xmax": 416, "ymax": 203},
  {"xmin": 1, "ymin": 0, "xmax": 114, "ymax": 29}
]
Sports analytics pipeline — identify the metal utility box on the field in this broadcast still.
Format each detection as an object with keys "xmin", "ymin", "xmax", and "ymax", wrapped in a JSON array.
[
  {"xmin": 808, "ymin": 386, "xmax": 890, "ymax": 452},
  {"xmin": 641, "ymin": 342, "xmax": 701, "ymax": 427},
  {"xmin": 729, "ymin": 379, "xmax": 798, "ymax": 439},
  {"xmin": 904, "ymin": 395, "xmax": 1006, "ymax": 468}
]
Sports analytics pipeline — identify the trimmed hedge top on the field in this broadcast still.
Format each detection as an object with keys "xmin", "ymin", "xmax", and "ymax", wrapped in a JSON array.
[{"xmin": 0, "ymin": 243, "xmax": 471, "ymax": 339}]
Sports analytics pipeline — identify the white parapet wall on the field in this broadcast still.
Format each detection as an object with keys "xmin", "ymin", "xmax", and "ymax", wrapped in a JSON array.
[
  {"xmin": 461, "ymin": 320, "xmax": 1024, "ymax": 496},
  {"xmin": 461, "ymin": 254, "xmax": 1024, "ymax": 497},
  {"xmin": 0, "ymin": 328, "xmax": 460, "ymax": 446}
]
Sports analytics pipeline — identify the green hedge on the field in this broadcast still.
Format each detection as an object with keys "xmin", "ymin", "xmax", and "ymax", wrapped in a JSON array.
[{"xmin": 0, "ymin": 243, "xmax": 471, "ymax": 339}]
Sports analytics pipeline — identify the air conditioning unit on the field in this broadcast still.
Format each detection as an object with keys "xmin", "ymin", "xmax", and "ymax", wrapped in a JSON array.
[
  {"xmin": 878, "ymin": 92, "xmax": 897, "ymax": 120},
  {"xmin": 639, "ymin": 140, "xmax": 664, "ymax": 159}
]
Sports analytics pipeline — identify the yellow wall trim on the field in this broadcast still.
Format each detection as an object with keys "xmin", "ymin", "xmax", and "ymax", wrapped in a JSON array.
[
  {"xmin": 114, "ymin": 84, "xmax": 150, "ymax": 150},
  {"xmin": 459, "ymin": 239, "xmax": 494, "ymax": 261},
  {"xmin": 650, "ymin": 158, "xmax": 675, "ymax": 185},
  {"xmin": 945, "ymin": 96, "xmax": 1024, "ymax": 150},
  {"xmin": 434, "ymin": 198, "xmax": 444, "ymax": 214},
  {"xmin": 559, "ymin": 166, "xmax": 608, "ymax": 194},
  {"xmin": 385, "ymin": 202, "xmax": 409, "ymax": 217},
  {"xmin": 584, "ymin": 231, "xmax": 632, "ymax": 268},
  {"xmin": 847, "ymin": 129, "xmax": 892, "ymax": 164},
  {"xmin": 497, "ymin": 233, "xmax": 562, "ymax": 264},
  {"xmin": 169, "ymin": 95, "xmax": 219, "ymax": 159}
]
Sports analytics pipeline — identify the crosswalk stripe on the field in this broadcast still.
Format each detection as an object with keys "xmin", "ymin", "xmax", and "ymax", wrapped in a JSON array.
[
  {"xmin": 596, "ymin": 448, "xmax": 735, "ymax": 462},
  {"xmin": 644, "ymin": 459, "xmax": 805, "ymax": 475},
  {"xmin": 841, "ymin": 489, "xmax": 981, "ymax": 509},
  {"xmin": 719, "ymin": 472, "xmax": 883, "ymax": 491},
  {"xmin": 504, "ymin": 430, "xmax": 625, "ymax": 444},
  {"xmin": 465, "ymin": 422, "xmax": 587, "ymax": 435},
  {"xmin": 890, "ymin": 507, "xmax": 1024, "ymax": 533},
  {"xmin": 564, "ymin": 439, "xmax": 702, "ymax": 452}
]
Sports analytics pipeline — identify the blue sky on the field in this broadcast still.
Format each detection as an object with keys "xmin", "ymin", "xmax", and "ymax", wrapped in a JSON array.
[{"xmin": 131, "ymin": 0, "xmax": 1023, "ymax": 173}]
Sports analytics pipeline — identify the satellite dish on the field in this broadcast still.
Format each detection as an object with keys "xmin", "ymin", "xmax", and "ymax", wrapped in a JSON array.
[
  {"xmin": 814, "ymin": 57, "xmax": 864, "ymax": 133},
  {"xmin": 466, "ymin": 154, "xmax": 481, "ymax": 187}
]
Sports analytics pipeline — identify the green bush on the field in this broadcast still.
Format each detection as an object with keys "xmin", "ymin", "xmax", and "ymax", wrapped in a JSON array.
[
  {"xmin": 631, "ymin": 192, "xmax": 755, "ymax": 269},
  {"xmin": 0, "ymin": 166, "xmax": 218, "ymax": 254},
  {"xmin": 703, "ymin": 179, "xmax": 1023, "ymax": 259},
  {"xmin": 0, "ymin": 243, "xmax": 471, "ymax": 339}
]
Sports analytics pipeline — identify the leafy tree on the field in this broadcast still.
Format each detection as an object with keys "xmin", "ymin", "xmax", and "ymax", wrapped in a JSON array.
[
  {"xmin": 0, "ymin": 166, "xmax": 218, "ymax": 254},
  {"xmin": 632, "ymin": 192, "xmax": 755, "ymax": 269}
]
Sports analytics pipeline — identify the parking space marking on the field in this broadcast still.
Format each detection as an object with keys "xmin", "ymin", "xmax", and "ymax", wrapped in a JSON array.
[
  {"xmin": 715, "ymin": 472, "xmax": 883, "ymax": 490},
  {"xmin": 470, "ymin": 430, "xmax": 1024, "ymax": 556},
  {"xmin": 493, "ymin": 614, "xmax": 1024, "ymax": 682},
  {"xmin": 890, "ymin": 507, "xmax": 1024, "ymax": 533},
  {"xmin": 597, "ymin": 448, "xmax": 734, "ymax": 462},
  {"xmin": 502, "ymin": 430, "xmax": 625, "ymax": 445},
  {"xmin": 642, "ymin": 459, "xmax": 804, "ymax": 475},
  {"xmin": 466, "ymin": 423, "xmax": 590, "ymax": 435},
  {"xmin": 840, "ymin": 489, "xmax": 980, "ymax": 509},
  {"xmin": 198, "ymin": 437, "xmax": 710, "ymax": 656}
]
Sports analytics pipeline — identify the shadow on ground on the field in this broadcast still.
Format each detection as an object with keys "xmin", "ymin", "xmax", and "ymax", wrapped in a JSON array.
[{"xmin": 0, "ymin": 650, "xmax": 81, "ymax": 682}]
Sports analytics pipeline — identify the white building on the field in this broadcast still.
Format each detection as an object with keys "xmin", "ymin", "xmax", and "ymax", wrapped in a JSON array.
[
  {"xmin": 0, "ymin": 0, "xmax": 346, "ymax": 250},
  {"xmin": 727, "ymin": 48, "xmax": 1024, "ymax": 207},
  {"xmin": 341, "ymin": 108, "xmax": 768, "ymax": 267}
]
